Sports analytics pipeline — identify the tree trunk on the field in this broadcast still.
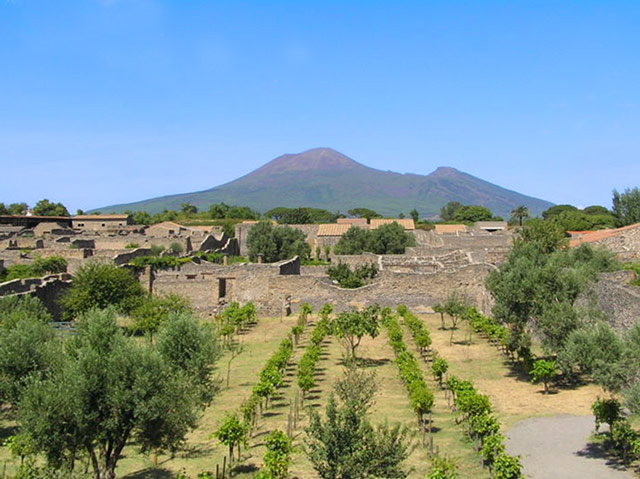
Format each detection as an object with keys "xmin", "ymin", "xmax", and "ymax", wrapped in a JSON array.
[{"xmin": 420, "ymin": 414, "xmax": 425, "ymax": 447}]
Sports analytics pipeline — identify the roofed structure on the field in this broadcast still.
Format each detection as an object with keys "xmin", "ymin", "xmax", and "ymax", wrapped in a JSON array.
[
  {"xmin": 370, "ymin": 218, "xmax": 415, "ymax": 230},
  {"xmin": 317, "ymin": 224, "xmax": 353, "ymax": 237},
  {"xmin": 337, "ymin": 218, "xmax": 368, "ymax": 226},
  {"xmin": 434, "ymin": 224, "xmax": 467, "ymax": 235},
  {"xmin": 72, "ymin": 214, "xmax": 132, "ymax": 230}
]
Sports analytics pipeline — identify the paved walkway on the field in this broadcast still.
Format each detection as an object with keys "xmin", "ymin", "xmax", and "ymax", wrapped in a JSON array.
[{"xmin": 506, "ymin": 415, "xmax": 636, "ymax": 479}]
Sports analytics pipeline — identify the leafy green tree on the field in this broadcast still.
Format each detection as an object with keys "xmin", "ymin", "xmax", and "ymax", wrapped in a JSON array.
[
  {"xmin": 327, "ymin": 262, "xmax": 378, "ymax": 288},
  {"xmin": 591, "ymin": 398, "xmax": 621, "ymax": 432},
  {"xmin": 542, "ymin": 204, "xmax": 578, "ymax": 219},
  {"xmin": 0, "ymin": 306, "xmax": 57, "ymax": 406},
  {"xmin": 492, "ymin": 453, "xmax": 524, "ymax": 479},
  {"xmin": 180, "ymin": 203, "xmax": 198, "ymax": 216},
  {"xmin": 410, "ymin": 383, "xmax": 434, "ymax": 445},
  {"xmin": 441, "ymin": 291, "xmax": 470, "ymax": 344},
  {"xmin": 225, "ymin": 205, "xmax": 260, "ymax": 220},
  {"xmin": 0, "ymin": 295, "xmax": 51, "ymax": 327},
  {"xmin": 130, "ymin": 294, "xmax": 192, "ymax": 340},
  {"xmin": 305, "ymin": 370, "xmax": 410, "ymax": 479},
  {"xmin": 0, "ymin": 203, "xmax": 8, "ymax": 215},
  {"xmin": 583, "ymin": 205, "xmax": 610, "ymax": 216},
  {"xmin": 331, "ymin": 306, "xmax": 381, "ymax": 359},
  {"xmin": 18, "ymin": 308, "xmax": 209, "ymax": 479},
  {"xmin": 431, "ymin": 355, "xmax": 449, "ymax": 387},
  {"xmin": 481, "ymin": 433, "xmax": 505, "ymax": 469},
  {"xmin": 247, "ymin": 221, "xmax": 310, "ymax": 262},
  {"xmin": 60, "ymin": 262, "xmax": 145, "ymax": 319},
  {"xmin": 439, "ymin": 201, "xmax": 463, "ymax": 221},
  {"xmin": 510, "ymin": 206, "xmax": 529, "ymax": 226},
  {"xmin": 452, "ymin": 205, "xmax": 492, "ymax": 223},
  {"xmin": 213, "ymin": 413, "xmax": 248, "ymax": 463},
  {"xmin": 368, "ymin": 222, "xmax": 416, "ymax": 254},
  {"xmin": 427, "ymin": 455, "xmax": 458, "ymax": 479},
  {"xmin": 333, "ymin": 226, "xmax": 371, "ymax": 255},
  {"xmin": 612, "ymin": 187, "xmax": 640, "ymax": 227},
  {"xmin": 131, "ymin": 211, "xmax": 152, "ymax": 225},
  {"xmin": 259, "ymin": 429, "xmax": 293, "ymax": 479},
  {"xmin": 208, "ymin": 202, "xmax": 230, "ymax": 219},
  {"xmin": 8, "ymin": 202, "xmax": 28, "ymax": 215},
  {"xmin": 517, "ymin": 218, "xmax": 567, "ymax": 253},
  {"xmin": 409, "ymin": 209, "xmax": 419, "ymax": 223},
  {"xmin": 529, "ymin": 359, "xmax": 557, "ymax": 394},
  {"xmin": 347, "ymin": 208, "xmax": 382, "ymax": 221},
  {"xmin": 32, "ymin": 199, "xmax": 69, "ymax": 216}
]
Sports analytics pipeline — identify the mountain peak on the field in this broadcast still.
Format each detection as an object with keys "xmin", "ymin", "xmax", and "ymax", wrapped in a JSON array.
[
  {"xmin": 247, "ymin": 147, "xmax": 364, "ymax": 177},
  {"xmin": 429, "ymin": 166, "xmax": 461, "ymax": 178},
  {"xmin": 94, "ymin": 148, "xmax": 554, "ymax": 217}
]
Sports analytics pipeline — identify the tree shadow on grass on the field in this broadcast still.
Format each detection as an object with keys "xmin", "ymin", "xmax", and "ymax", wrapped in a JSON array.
[
  {"xmin": 356, "ymin": 357, "xmax": 390, "ymax": 368},
  {"xmin": 180, "ymin": 443, "xmax": 215, "ymax": 459},
  {"xmin": 232, "ymin": 464, "xmax": 259, "ymax": 475},
  {"xmin": 122, "ymin": 467, "xmax": 174, "ymax": 479},
  {"xmin": 0, "ymin": 423, "xmax": 18, "ymax": 442}
]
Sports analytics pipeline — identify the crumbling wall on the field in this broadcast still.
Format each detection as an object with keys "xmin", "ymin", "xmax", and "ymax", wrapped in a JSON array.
[
  {"xmin": 589, "ymin": 226, "xmax": 640, "ymax": 262},
  {"xmin": 579, "ymin": 270, "xmax": 640, "ymax": 333},
  {"xmin": 0, "ymin": 274, "xmax": 72, "ymax": 320}
]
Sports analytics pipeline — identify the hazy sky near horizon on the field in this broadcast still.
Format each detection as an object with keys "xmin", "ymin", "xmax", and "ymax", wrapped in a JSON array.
[{"xmin": 1, "ymin": 0, "xmax": 639, "ymax": 213}]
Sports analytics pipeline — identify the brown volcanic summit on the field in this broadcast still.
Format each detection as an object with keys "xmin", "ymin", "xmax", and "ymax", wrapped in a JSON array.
[{"xmin": 96, "ymin": 147, "xmax": 553, "ymax": 217}]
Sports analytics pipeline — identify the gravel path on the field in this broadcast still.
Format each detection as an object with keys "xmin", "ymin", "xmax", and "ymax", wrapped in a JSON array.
[{"xmin": 505, "ymin": 415, "xmax": 636, "ymax": 479}]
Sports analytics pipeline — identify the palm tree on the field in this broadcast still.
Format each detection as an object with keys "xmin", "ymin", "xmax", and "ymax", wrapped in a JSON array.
[{"xmin": 510, "ymin": 205, "xmax": 530, "ymax": 226}]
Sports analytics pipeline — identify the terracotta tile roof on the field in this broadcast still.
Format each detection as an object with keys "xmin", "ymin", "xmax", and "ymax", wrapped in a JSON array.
[
  {"xmin": 370, "ymin": 219, "xmax": 415, "ymax": 230},
  {"xmin": 317, "ymin": 223, "xmax": 353, "ymax": 236},
  {"xmin": 435, "ymin": 224, "xmax": 467, "ymax": 234},
  {"xmin": 73, "ymin": 214, "xmax": 130, "ymax": 220},
  {"xmin": 569, "ymin": 222, "xmax": 640, "ymax": 247},
  {"xmin": 147, "ymin": 221, "xmax": 184, "ymax": 230},
  {"xmin": 337, "ymin": 218, "xmax": 368, "ymax": 225}
]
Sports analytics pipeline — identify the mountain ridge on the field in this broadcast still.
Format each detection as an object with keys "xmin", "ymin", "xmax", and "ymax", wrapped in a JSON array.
[{"xmin": 93, "ymin": 148, "xmax": 554, "ymax": 218}]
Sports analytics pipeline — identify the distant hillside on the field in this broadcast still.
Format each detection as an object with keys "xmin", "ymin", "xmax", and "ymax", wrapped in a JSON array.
[{"xmin": 94, "ymin": 148, "xmax": 553, "ymax": 218}]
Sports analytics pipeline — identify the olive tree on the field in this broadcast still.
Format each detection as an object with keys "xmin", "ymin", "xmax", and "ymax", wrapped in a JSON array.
[{"xmin": 18, "ymin": 308, "xmax": 218, "ymax": 479}]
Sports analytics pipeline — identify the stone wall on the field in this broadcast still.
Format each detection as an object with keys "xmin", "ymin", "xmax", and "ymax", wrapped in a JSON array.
[
  {"xmin": 590, "ymin": 225, "xmax": 640, "ymax": 262},
  {"xmin": 579, "ymin": 270, "xmax": 640, "ymax": 332},
  {"xmin": 0, "ymin": 274, "xmax": 72, "ymax": 320},
  {"xmin": 148, "ymin": 257, "xmax": 492, "ymax": 317}
]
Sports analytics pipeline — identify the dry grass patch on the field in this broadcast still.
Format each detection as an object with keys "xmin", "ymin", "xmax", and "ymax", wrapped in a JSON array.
[{"xmin": 420, "ymin": 313, "xmax": 605, "ymax": 428}]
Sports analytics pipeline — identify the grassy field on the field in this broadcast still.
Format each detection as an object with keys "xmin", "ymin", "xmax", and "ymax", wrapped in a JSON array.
[{"xmin": 0, "ymin": 311, "xmax": 608, "ymax": 479}]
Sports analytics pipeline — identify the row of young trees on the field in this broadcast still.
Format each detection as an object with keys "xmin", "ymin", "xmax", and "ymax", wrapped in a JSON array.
[
  {"xmin": 397, "ymin": 304, "xmax": 524, "ymax": 479},
  {"xmin": 213, "ymin": 315, "xmax": 306, "ymax": 464},
  {"xmin": 384, "ymin": 312, "xmax": 435, "ymax": 447},
  {"xmin": 297, "ymin": 305, "xmax": 332, "ymax": 401}
]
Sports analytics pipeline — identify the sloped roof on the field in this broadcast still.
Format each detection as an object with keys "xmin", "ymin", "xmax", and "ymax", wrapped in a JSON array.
[
  {"xmin": 569, "ymin": 222, "xmax": 640, "ymax": 247},
  {"xmin": 434, "ymin": 224, "xmax": 467, "ymax": 234},
  {"xmin": 73, "ymin": 214, "xmax": 130, "ymax": 220},
  {"xmin": 370, "ymin": 218, "xmax": 415, "ymax": 230},
  {"xmin": 146, "ymin": 221, "xmax": 185, "ymax": 230},
  {"xmin": 337, "ymin": 218, "xmax": 368, "ymax": 225},
  {"xmin": 317, "ymin": 224, "xmax": 353, "ymax": 236}
]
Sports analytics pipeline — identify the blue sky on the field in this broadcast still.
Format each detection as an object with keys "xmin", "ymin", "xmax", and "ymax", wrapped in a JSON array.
[{"xmin": 1, "ymin": 0, "xmax": 639, "ymax": 213}]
